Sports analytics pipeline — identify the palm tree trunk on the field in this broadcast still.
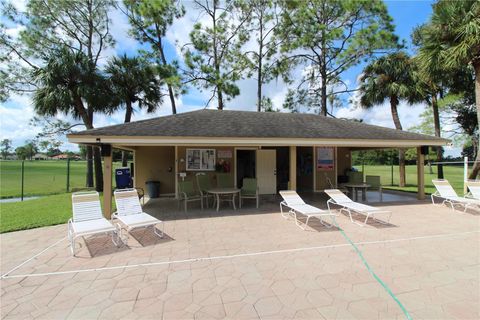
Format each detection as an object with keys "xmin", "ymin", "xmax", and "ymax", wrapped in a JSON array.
[
  {"xmin": 390, "ymin": 96, "xmax": 406, "ymax": 187},
  {"xmin": 470, "ymin": 61, "xmax": 480, "ymax": 179},
  {"xmin": 74, "ymin": 97, "xmax": 94, "ymax": 188},
  {"xmin": 93, "ymin": 146, "xmax": 103, "ymax": 192},
  {"xmin": 122, "ymin": 101, "xmax": 133, "ymax": 167},
  {"xmin": 431, "ymin": 95, "xmax": 444, "ymax": 179}
]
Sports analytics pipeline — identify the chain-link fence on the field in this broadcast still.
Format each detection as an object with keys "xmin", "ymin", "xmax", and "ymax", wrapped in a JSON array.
[{"xmin": 0, "ymin": 160, "xmax": 124, "ymax": 200}]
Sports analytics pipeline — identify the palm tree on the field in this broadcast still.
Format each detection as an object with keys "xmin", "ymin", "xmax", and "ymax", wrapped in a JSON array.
[
  {"xmin": 33, "ymin": 47, "xmax": 110, "ymax": 191},
  {"xmin": 358, "ymin": 51, "xmax": 423, "ymax": 187},
  {"xmin": 410, "ymin": 54, "xmax": 445, "ymax": 179},
  {"xmin": 105, "ymin": 54, "xmax": 164, "ymax": 166},
  {"xmin": 415, "ymin": 0, "xmax": 480, "ymax": 178}
]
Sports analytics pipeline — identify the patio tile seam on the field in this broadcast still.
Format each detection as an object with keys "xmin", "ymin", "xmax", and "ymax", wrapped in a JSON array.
[{"xmin": 1, "ymin": 230, "xmax": 478, "ymax": 281}]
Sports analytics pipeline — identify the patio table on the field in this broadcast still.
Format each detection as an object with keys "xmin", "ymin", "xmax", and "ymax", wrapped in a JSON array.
[
  {"xmin": 207, "ymin": 188, "xmax": 241, "ymax": 211},
  {"xmin": 343, "ymin": 183, "xmax": 370, "ymax": 202}
]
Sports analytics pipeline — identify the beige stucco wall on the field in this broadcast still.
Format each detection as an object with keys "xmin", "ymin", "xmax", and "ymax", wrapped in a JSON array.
[
  {"xmin": 134, "ymin": 146, "xmax": 176, "ymax": 195},
  {"xmin": 176, "ymin": 146, "xmax": 235, "ymax": 191},
  {"xmin": 314, "ymin": 147, "xmax": 351, "ymax": 190}
]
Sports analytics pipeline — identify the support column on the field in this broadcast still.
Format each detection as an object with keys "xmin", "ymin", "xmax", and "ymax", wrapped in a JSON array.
[
  {"xmin": 175, "ymin": 146, "xmax": 179, "ymax": 199},
  {"xmin": 103, "ymin": 148, "xmax": 113, "ymax": 218},
  {"xmin": 417, "ymin": 147, "xmax": 425, "ymax": 200},
  {"xmin": 289, "ymin": 146, "xmax": 297, "ymax": 190}
]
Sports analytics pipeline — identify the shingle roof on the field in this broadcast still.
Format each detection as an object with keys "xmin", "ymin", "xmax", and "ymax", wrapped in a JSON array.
[{"xmin": 71, "ymin": 109, "xmax": 447, "ymax": 142}]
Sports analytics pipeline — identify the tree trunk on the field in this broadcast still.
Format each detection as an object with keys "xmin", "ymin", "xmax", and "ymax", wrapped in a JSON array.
[
  {"xmin": 86, "ymin": 146, "xmax": 94, "ymax": 187},
  {"xmin": 156, "ymin": 35, "xmax": 177, "ymax": 114},
  {"xmin": 470, "ymin": 61, "xmax": 480, "ymax": 179},
  {"xmin": 320, "ymin": 74, "xmax": 327, "ymax": 116},
  {"xmin": 87, "ymin": 107, "xmax": 103, "ymax": 192},
  {"xmin": 390, "ymin": 96, "xmax": 406, "ymax": 187},
  {"xmin": 257, "ymin": 11, "xmax": 263, "ymax": 112},
  {"xmin": 431, "ymin": 95, "xmax": 444, "ymax": 179},
  {"xmin": 74, "ymin": 97, "xmax": 95, "ymax": 188},
  {"xmin": 217, "ymin": 89, "xmax": 224, "ymax": 110},
  {"xmin": 93, "ymin": 146, "xmax": 103, "ymax": 192},
  {"xmin": 122, "ymin": 101, "xmax": 133, "ymax": 167}
]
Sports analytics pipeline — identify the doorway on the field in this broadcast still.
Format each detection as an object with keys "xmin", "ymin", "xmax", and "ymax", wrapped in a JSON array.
[
  {"xmin": 236, "ymin": 149, "xmax": 256, "ymax": 188},
  {"xmin": 297, "ymin": 147, "xmax": 314, "ymax": 191}
]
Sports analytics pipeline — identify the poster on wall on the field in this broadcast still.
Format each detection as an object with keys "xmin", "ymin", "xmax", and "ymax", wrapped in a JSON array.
[
  {"xmin": 317, "ymin": 147, "xmax": 334, "ymax": 171},
  {"xmin": 186, "ymin": 149, "xmax": 216, "ymax": 171}
]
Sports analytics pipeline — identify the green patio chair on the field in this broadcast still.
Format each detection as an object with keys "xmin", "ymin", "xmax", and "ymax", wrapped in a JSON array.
[
  {"xmin": 216, "ymin": 173, "xmax": 233, "ymax": 188},
  {"xmin": 240, "ymin": 178, "xmax": 259, "ymax": 208},
  {"xmin": 196, "ymin": 173, "xmax": 214, "ymax": 208},
  {"xmin": 347, "ymin": 171, "xmax": 364, "ymax": 184},
  {"xmin": 178, "ymin": 180, "xmax": 203, "ymax": 212},
  {"xmin": 365, "ymin": 175, "xmax": 383, "ymax": 202}
]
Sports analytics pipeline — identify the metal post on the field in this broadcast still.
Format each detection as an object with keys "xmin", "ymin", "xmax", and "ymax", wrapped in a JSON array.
[
  {"xmin": 21, "ymin": 160, "xmax": 24, "ymax": 201},
  {"xmin": 66, "ymin": 158, "xmax": 70, "ymax": 192},
  {"xmin": 464, "ymin": 156, "xmax": 468, "ymax": 194}
]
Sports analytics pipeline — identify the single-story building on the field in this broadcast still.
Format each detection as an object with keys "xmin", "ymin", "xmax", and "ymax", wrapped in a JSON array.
[
  {"xmin": 67, "ymin": 109, "xmax": 448, "ymax": 218},
  {"xmin": 33, "ymin": 153, "xmax": 49, "ymax": 160}
]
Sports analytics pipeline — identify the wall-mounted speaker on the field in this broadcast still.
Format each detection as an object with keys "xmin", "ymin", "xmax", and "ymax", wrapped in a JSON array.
[{"xmin": 101, "ymin": 144, "xmax": 112, "ymax": 157}]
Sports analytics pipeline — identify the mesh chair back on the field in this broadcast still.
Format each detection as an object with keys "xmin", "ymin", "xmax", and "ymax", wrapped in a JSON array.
[
  {"xmin": 216, "ymin": 173, "xmax": 233, "ymax": 187},
  {"xmin": 347, "ymin": 171, "xmax": 363, "ymax": 184},
  {"xmin": 242, "ymin": 178, "xmax": 257, "ymax": 195},
  {"xmin": 432, "ymin": 180, "xmax": 458, "ymax": 198},
  {"xmin": 466, "ymin": 180, "xmax": 480, "ymax": 199},
  {"xmin": 114, "ymin": 189, "xmax": 143, "ymax": 216},
  {"xmin": 325, "ymin": 189, "xmax": 353, "ymax": 204},
  {"xmin": 179, "ymin": 180, "xmax": 196, "ymax": 197},
  {"xmin": 365, "ymin": 175, "xmax": 381, "ymax": 188},
  {"xmin": 279, "ymin": 190, "xmax": 306, "ymax": 206},
  {"xmin": 72, "ymin": 191, "xmax": 103, "ymax": 222},
  {"xmin": 196, "ymin": 174, "xmax": 212, "ymax": 192}
]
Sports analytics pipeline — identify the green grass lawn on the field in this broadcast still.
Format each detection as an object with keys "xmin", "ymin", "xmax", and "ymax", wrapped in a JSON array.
[
  {"xmin": 353, "ymin": 164, "xmax": 465, "ymax": 195},
  {"xmin": 0, "ymin": 193, "xmax": 115, "ymax": 233},
  {"xmin": 0, "ymin": 193, "xmax": 72, "ymax": 233},
  {"xmin": 0, "ymin": 160, "xmax": 123, "ymax": 198}
]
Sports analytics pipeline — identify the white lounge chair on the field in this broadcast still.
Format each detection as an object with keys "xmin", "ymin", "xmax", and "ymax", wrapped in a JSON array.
[
  {"xmin": 279, "ymin": 190, "xmax": 337, "ymax": 230},
  {"xmin": 431, "ymin": 179, "xmax": 480, "ymax": 212},
  {"xmin": 465, "ymin": 180, "xmax": 480, "ymax": 200},
  {"xmin": 325, "ymin": 189, "xmax": 392, "ymax": 226},
  {"xmin": 113, "ymin": 188, "xmax": 164, "ymax": 238},
  {"xmin": 68, "ymin": 191, "xmax": 122, "ymax": 256}
]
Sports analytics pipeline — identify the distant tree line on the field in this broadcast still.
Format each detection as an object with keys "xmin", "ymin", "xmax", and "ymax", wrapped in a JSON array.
[{"xmin": 0, "ymin": 0, "xmax": 478, "ymax": 191}]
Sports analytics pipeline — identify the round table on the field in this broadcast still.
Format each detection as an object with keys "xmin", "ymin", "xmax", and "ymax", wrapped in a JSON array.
[
  {"xmin": 343, "ymin": 183, "xmax": 370, "ymax": 202},
  {"xmin": 207, "ymin": 188, "xmax": 241, "ymax": 211}
]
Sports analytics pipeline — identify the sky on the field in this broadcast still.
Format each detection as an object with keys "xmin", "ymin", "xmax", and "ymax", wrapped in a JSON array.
[{"xmin": 0, "ymin": 0, "xmax": 461, "ymax": 156}]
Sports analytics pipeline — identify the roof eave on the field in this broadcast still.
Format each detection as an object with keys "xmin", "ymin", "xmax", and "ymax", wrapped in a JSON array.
[{"xmin": 67, "ymin": 135, "xmax": 449, "ymax": 148}]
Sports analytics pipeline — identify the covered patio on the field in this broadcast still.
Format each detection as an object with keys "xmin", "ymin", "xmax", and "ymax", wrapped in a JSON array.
[
  {"xmin": 67, "ymin": 109, "xmax": 448, "ymax": 219},
  {"xmin": 1, "ymin": 199, "xmax": 479, "ymax": 319}
]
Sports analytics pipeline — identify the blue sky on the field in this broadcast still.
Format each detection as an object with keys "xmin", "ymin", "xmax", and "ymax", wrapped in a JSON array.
[{"xmin": 1, "ymin": 0, "xmax": 460, "ymax": 156}]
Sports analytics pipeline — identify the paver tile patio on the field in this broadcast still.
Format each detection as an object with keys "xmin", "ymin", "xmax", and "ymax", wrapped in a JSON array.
[{"xmin": 1, "ymin": 194, "xmax": 479, "ymax": 319}]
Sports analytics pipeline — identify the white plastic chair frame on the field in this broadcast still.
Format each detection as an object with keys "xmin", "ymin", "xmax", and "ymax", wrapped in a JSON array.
[
  {"xmin": 279, "ymin": 190, "xmax": 337, "ymax": 230},
  {"xmin": 325, "ymin": 189, "xmax": 392, "ymax": 227},
  {"xmin": 431, "ymin": 179, "xmax": 480, "ymax": 212},
  {"xmin": 113, "ymin": 188, "xmax": 164, "ymax": 239},
  {"xmin": 465, "ymin": 180, "xmax": 480, "ymax": 200},
  {"xmin": 68, "ymin": 191, "xmax": 122, "ymax": 256}
]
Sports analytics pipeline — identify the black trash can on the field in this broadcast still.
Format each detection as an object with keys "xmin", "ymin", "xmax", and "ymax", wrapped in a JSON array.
[{"xmin": 145, "ymin": 180, "xmax": 160, "ymax": 198}]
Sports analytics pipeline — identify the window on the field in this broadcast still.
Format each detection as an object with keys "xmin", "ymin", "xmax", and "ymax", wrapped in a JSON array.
[{"xmin": 186, "ymin": 149, "xmax": 216, "ymax": 171}]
